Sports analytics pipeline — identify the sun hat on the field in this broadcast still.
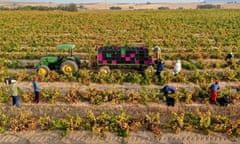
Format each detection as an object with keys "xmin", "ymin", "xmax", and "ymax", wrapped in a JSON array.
[{"xmin": 33, "ymin": 77, "xmax": 38, "ymax": 81}]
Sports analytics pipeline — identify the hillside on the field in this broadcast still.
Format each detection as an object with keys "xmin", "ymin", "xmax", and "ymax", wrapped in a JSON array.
[
  {"xmin": 0, "ymin": 1, "xmax": 240, "ymax": 9},
  {"xmin": 204, "ymin": 0, "xmax": 239, "ymax": 2}
]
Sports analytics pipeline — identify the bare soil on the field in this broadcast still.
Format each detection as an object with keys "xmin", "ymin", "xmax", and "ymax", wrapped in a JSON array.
[
  {"xmin": 0, "ymin": 130, "xmax": 239, "ymax": 144},
  {"xmin": 1, "ymin": 81, "xmax": 240, "ymax": 92}
]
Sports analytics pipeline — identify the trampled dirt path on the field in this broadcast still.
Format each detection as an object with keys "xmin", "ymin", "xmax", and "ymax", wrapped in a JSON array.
[
  {"xmin": 1, "ymin": 81, "xmax": 240, "ymax": 91},
  {"xmin": 14, "ymin": 58, "xmax": 240, "ymax": 65},
  {"xmin": 0, "ymin": 130, "xmax": 239, "ymax": 144},
  {"xmin": 6, "ymin": 57, "xmax": 238, "ymax": 73}
]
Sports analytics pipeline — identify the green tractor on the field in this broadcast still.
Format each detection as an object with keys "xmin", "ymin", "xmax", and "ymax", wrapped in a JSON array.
[{"xmin": 35, "ymin": 44, "xmax": 81, "ymax": 76}]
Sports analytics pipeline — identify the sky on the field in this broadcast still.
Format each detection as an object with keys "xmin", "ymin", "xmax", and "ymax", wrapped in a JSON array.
[{"xmin": 8, "ymin": 0, "xmax": 207, "ymax": 4}]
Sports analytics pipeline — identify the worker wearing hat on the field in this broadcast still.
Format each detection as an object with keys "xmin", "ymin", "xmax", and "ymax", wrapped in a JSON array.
[
  {"xmin": 153, "ymin": 46, "xmax": 161, "ymax": 60},
  {"xmin": 210, "ymin": 81, "xmax": 220, "ymax": 104},
  {"xmin": 156, "ymin": 60, "xmax": 164, "ymax": 82},
  {"xmin": 32, "ymin": 77, "xmax": 41, "ymax": 104},
  {"xmin": 162, "ymin": 85, "xmax": 177, "ymax": 106},
  {"xmin": 9, "ymin": 79, "xmax": 19, "ymax": 107},
  {"xmin": 225, "ymin": 52, "xmax": 234, "ymax": 61},
  {"xmin": 173, "ymin": 59, "xmax": 182, "ymax": 75}
]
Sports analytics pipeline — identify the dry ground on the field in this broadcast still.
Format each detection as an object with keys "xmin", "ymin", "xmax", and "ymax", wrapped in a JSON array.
[{"xmin": 0, "ymin": 130, "xmax": 239, "ymax": 144}]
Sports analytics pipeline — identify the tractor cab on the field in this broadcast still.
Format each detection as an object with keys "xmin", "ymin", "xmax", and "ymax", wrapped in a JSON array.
[
  {"xmin": 36, "ymin": 44, "xmax": 81, "ymax": 76},
  {"xmin": 56, "ymin": 44, "xmax": 75, "ymax": 57}
]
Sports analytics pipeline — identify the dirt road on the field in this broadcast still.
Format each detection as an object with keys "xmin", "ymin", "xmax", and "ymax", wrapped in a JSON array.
[
  {"xmin": 1, "ymin": 81, "xmax": 240, "ymax": 92},
  {"xmin": 0, "ymin": 130, "xmax": 239, "ymax": 144}
]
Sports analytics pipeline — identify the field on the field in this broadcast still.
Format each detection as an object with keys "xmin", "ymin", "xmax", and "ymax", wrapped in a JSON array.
[{"xmin": 0, "ymin": 9, "xmax": 240, "ymax": 143}]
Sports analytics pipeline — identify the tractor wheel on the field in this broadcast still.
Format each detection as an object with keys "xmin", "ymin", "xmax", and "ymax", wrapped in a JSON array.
[
  {"xmin": 60, "ymin": 60, "xmax": 78, "ymax": 75},
  {"xmin": 144, "ymin": 66, "xmax": 155, "ymax": 75},
  {"xmin": 99, "ymin": 66, "xmax": 111, "ymax": 74},
  {"xmin": 37, "ymin": 65, "xmax": 50, "ymax": 76}
]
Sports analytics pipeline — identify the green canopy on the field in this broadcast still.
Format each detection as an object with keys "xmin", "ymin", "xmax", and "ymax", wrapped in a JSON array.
[{"xmin": 56, "ymin": 44, "xmax": 75, "ymax": 50}]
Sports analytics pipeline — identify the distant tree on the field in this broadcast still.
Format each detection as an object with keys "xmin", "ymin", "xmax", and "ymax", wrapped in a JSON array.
[
  {"xmin": 58, "ymin": 3, "xmax": 78, "ymax": 11},
  {"xmin": 129, "ymin": 6, "xmax": 134, "ymax": 10},
  {"xmin": 158, "ymin": 7, "xmax": 169, "ymax": 10},
  {"xmin": 68, "ymin": 3, "xmax": 78, "ymax": 11},
  {"xmin": 16, "ymin": 6, "xmax": 33, "ymax": 10},
  {"xmin": 177, "ymin": 7, "xmax": 184, "ymax": 10},
  {"xmin": 197, "ymin": 4, "xmax": 221, "ymax": 9},
  {"xmin": 109, "ymin": 6, "xmax": 122, "ymax": 10},
  {"xmin": 79, "ymin": 5, "xmax": 86, "ymax": 9},
  {"xmin": 0, "ymin": 6, "xmax": 9, "ymax": 10},
  {"xmin": 0, "ymin": 4, "xmax": 80, "ymax": 11}
]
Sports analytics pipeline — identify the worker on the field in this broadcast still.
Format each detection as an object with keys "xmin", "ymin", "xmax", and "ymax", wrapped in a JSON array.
[
  {"xmin": 162, "ymin": 85, "xmax": 176, "ymax": 97},
  {"xmin": 9, "ymin": 79, "xmax": 19, "ymax": 107},
  {"xmin": 173, "ymin": 60, "xmax": 181, "ymax": 75},
  {"xmin": 210, "ymin": 81, "xmax": 220, "ymax": 104},
  {"xmin": 225, "ymin": 52, "xmax": 234, "ymax": 61},
  {"xmin": 156, "ymin": 60, "xmax": 164, "ymax": 82},
  {"xmin": 153, "ymin": 46, "xmax": 161, "ymax": 60},
  {"xmin": 162, "ymin": 85, "xmax": 176, "ymax": 106},
  {"xmin": 32, "ymin": 77, "xmax": 41, "ymax": 104}
]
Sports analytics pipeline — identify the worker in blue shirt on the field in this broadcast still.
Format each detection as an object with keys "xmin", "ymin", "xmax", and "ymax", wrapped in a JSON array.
[
  {"xmin": 225, "ymin": 52, "xmax": 234, "ymax": 61},
  {"xmin": 162, "ymin": 85, "xmax": 176, "ymax": 106},
  {"xmin": 155, "ymin": 60, "xmax": 164, "ymax": 82},
  {"xmin": 32, "ymin": 77, "xmax": 41, "ymax": 104},
  {"xmin": 162, "ymin": 85, "xmax": 176, "ymax": 98},
  {"xmin": 210, "ymin": 81, "xmax": 220, "ymax": 103}
]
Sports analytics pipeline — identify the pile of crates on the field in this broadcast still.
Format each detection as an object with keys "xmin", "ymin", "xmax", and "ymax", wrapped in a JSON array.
[{"xmin": 97, "ymin": 46, "xmax": 153, "ymax": 65}]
